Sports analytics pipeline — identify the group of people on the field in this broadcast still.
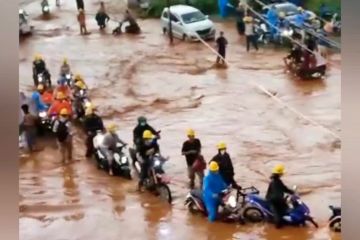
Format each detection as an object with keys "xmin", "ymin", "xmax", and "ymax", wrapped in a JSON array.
[
  {"xmin": 284, "ymin": 34, "xmax": 327, "ymax": 78},
  {"xmin": 75, "ymin": 2, "xmax": 140, "ymax": 36}
]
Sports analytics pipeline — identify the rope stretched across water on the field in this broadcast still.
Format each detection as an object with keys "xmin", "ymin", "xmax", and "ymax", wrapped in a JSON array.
[{"xmin": 190, "ymin": 33, "xmax": 340, "ymax": 141}]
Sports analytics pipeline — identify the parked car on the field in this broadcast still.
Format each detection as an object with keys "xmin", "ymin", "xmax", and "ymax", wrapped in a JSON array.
[
  {"xmin": 262, "ymin": 2, "xmax": 317, "ymax": 25},
  {"xmin": 19, "ymin": 9, "xmax": 33, "ymax": 36},
  {"xmin": 160, "ymin": 5, "xmax": 216, "ymax": 41}
]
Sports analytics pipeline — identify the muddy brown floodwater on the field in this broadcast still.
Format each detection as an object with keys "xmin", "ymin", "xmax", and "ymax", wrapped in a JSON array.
[{"xmin": 19, "ymin": 1, "xmax": 341, "ymax": 239}]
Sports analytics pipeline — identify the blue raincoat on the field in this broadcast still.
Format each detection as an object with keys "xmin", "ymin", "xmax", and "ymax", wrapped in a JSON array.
[
  {"xmin": 218, "ymin": 0, "xmax": 229, "ymax": 18},
  {"xmin": 293, "ymin": 13, "xmax": 306, "ymax": 28},
  {"xmin": 202, "ymin": 171, "xmax": 228, "ymax": 222},
  {"xmin": 266, "ymin": 8, "xmax": 279, "ymax": 38},
  {"xmin": 31, "ymin": 91, "xmax": 48, "ymax": 113}
]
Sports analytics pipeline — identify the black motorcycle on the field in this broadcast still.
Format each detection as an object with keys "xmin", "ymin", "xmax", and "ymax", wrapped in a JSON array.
[
  {"xmin": 36, "ymin": 71, "xmax": 52, "ymax": 89},
  {"xmin": 93, "ymin": 133, "xmax": 132, "ymax": 179},
  {"xmin": 329, "ymin": 205, "xmax": 341, "ymax": 232},
  {"xmin": 73, "ymin": 89, "xmax": 91, "ymax": 122},
  {"xmin": 129, "ymin": 142, "xmax": 172, "ymax": 204}
]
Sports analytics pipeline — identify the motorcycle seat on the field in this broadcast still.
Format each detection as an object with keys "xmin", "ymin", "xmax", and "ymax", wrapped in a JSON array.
[{"xmin": 249, "ymin": 194, "xmax": 270, "ymax": 208}]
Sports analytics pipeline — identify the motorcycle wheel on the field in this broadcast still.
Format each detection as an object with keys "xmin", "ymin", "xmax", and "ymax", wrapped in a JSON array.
[
  {"xmin": 243, "ymin": 207, "xmax": 265, "ymax": 223},
  {"xmin": 187, "ymin": 200, "xmax": 199, "ymax": 214},
  {"xmin": 329, "ymin": 218, "xmax": 341, "ymax": 232},
  {"xmin": 123, "ymin": 170, "xmax": 132, "ymax": 180},
  {"xmin": 156, "ymin": 183, "xmax": 172, "ymax": 204}
]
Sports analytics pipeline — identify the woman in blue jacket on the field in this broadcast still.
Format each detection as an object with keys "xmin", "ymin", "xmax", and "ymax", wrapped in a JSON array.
[{"xmin": 203, "ymin": 161, "xmax": 228, "ymax": 222}]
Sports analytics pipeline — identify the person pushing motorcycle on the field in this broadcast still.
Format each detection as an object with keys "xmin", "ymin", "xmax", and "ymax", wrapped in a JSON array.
[
  {"xmin": 211, "ymin": 141, "xmax": 241, "ymax": 189},
  {"xmin": 60, "ymin": 57, "xmax": 71, "ymax": 76},
  {"xmin": 265, "ymin": 164, "xmax": 295, "ymax": 229},
  {"xmin": 203, "ymin": 161, "xmax": 228, "ymax": 222},
  {"xmin": 133, "ymin": 116, "xmax": 159, "ymax": 150},
  {"xmin": 137, "ymin": 130, "xmax": 160, "ymax": 192},
  {"xmin": 99, "ymin": 123, "xmax": 127, "ymax": 176},
  {"xmin": 32, "ymin": 54, "xmax": 51, "ymax": 86}
]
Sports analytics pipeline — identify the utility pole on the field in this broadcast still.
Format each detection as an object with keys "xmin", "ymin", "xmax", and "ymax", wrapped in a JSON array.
[{"xmin": 167, "ymin": 0, "xmax": 173, "ymax": 44}]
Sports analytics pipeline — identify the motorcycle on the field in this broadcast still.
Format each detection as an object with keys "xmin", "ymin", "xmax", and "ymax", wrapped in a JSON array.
[
  {"xmin": 93, "ymin": 132, "xmax": 132, "ymax": 179},
  {"xmin": 184, "ymin": 186, "xmax": 259, "ymax": 223},
  {"xmin": 242, "ymin": 185, "xmax": 318, "ymax": 228},
  {"xmin": 129, "ymin": 138, "xmax": 171, "ymax": 204},
  {"xmin": 41, "ymin": 0, "xmax": 50, "ymax": 16},
  {"xmin": 254, "ymin": 19, "xmax": 271, "ymax": 45},
  {"xmin": 328, "ymin": 205, "xmax": 341, "ymax": 232},
  {"xmin": 63, "ymin": 73, "xmax": 73, "ymax": 87},
  {"xmin": 37, "ymin": 111, "xmax": 56, "ymax": 135},
  {"xmin": 112, "ymin": 22, "xmax": 141, "ymax": 36},
  {"xmin": 73, "ymin": 89, "xmax": 91, "ymax": 121},
  {"xmin": 36, "ymin": 71, "xmax": 52, "ymax": 89}
]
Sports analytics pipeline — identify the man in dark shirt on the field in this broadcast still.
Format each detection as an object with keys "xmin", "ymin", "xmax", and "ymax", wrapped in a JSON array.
[
  {"xmin": 133, "ymin": 116, "xmax": 158, "ymax": 149},
  {"xmin": 216, "ymin": 31, "xmax": 228, "ymax": 65},
  {"xmin": 181, "ymin": 129, "xmax": 204, "ymax": 189},
  {"xmin": 265, "ymin": 164, "xmax": 295, "ymax": 229},
  {"xmin": 83, "ymin": 107, "xmax": 105, "ymax": 157},
  {"xmin": 211, "ymin": 141, "xmax": 240, "ymax": 189}
]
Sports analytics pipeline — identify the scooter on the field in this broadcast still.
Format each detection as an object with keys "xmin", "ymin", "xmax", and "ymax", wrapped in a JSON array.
[
  {"xmin": 242, "ymin": 186, "xmax": 318, "ymax": 228},
  {"xmin": 93, "ymin": 132, "xmax": 132, "ymax": 179},
  {"xmin": 185, "ymin": 186, "xmax": 259, "ymax": 223},
  {"xmin": 328, "ymin": 205, "xmax": 341, "ymax": 232}
]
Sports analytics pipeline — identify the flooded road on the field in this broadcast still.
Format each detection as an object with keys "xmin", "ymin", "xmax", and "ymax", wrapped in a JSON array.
[{"xmin": 19, "ymin": 1, "xmax": 341, "ymax": 239}]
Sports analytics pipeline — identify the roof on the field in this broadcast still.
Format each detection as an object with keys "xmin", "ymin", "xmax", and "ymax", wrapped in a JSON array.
[{"xmin": 164, "ymin": 5, "xmax": 200, "ymax": 15}]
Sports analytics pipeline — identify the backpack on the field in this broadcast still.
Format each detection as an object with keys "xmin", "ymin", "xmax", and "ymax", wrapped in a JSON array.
[{"xmin": 56, "ymin": 120, "xmax": 69, "ymax": 142}]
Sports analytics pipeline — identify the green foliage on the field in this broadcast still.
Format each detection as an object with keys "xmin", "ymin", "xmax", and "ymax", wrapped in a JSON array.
[{"xmin": 146, "ymin": 0, "xmax": 221, "ymax": 18}]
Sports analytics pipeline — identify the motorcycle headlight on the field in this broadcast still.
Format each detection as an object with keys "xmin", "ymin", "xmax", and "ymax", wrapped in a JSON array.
[
  {"xmin": 121, "ymin": 156, "xmax": 128, "ymax": 164},
  {"xmin": 66, "ymin": 74, "xmax": 71, "ymax": 79},
  {"xmin": 43, "ymin": 6, "xmax": 49, "ymax": 11},
  {"xmin": 38, "ymin": 76, "xmax": 43, "ymax": 82},
  {"xmin": 84, "ymin": 101, "xmax": 91, "ymax": 108},
  {"xmin": 39, "ymin": 111, "xmax": 47, "ymax": 118},
  {"xmin": 227, "ymin": 195, "xmax": 237, "ymax": 208},
  {"xmin": 154, "ymin": 160, "xmax": 161, "ymax": 167}
]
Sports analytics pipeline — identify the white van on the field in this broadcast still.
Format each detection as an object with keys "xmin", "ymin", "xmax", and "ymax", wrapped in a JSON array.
[{"xmin": 160, "ymin": 5, "xmax": 215, "ymax": 41}]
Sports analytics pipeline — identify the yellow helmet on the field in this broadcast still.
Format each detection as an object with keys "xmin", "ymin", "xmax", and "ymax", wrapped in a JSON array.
[
  {"xmin": 60, "ymin": 108, "xmax": 69, "ymax": 116},
  {"xmin": 272, "ymin": 164, "xmax": 285, "ymax": 175},
  {"xmin": 279, "ymin": 11, "xmax": 285, "ymax": 18},
  {"xmin": 85, "ymin": 107, "xmax": 93, "ymax": 116},
  {"xmin": 63, "ymin": 57, "xmax": 68, "ymax": 64},
  {"xmin": 209, "ymin": 161, "xmax": 219, "ymax": 172},
  {"xmin": 143, "ymin": 130, "xmax": 154, "ymax": 139},
  {"xmin": 74, "ymin": 74, "xmax": 83, "ymax": 81},
  {"xmin": 217, "ymin": 141, "xmax": 227, "ymax": 150},
  {"xmin": 75, "ymin": 81, "xmax": 86, "ymax": 89},
  {"xmin": 34, "ymin": 54, "xmax": 42, "ymax": 61},
  {"xmin": 37, "ymin": 84, "xmax": 44, "ymax": 91},
  {"xmin": 243, "ymin": 16, "xmax": 253, "ymax": 23},
  {"xmin": 107, "ymin": 123, "xmax": 118, "ymax": 133},
  {"xmin": 187, "ymin": 128, "xmax": 195, "ymax": 137},
  {"xmin": 56, "ymin": 91, "xmax": 66, "ymax": 100}
]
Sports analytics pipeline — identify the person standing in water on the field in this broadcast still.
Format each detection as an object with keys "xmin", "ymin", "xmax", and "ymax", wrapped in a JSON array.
[{"xmin": 215, "ymin": 31, "xmax": 228, "ymax": 65}]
